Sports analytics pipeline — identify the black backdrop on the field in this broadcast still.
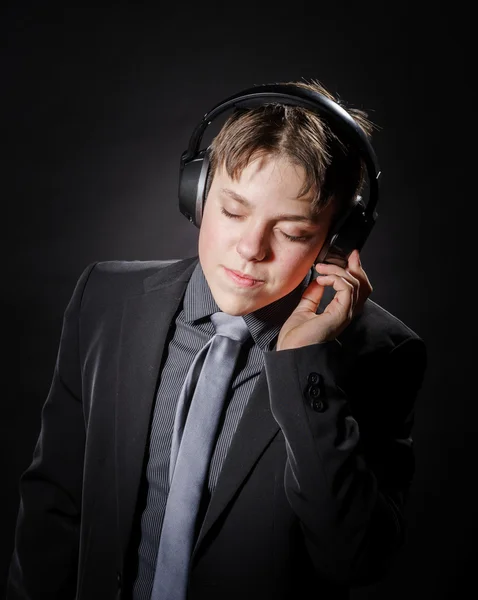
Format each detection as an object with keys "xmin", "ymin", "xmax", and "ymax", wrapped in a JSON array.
[{"xmin": 1, "ymin": 2, "xmax": 474, "ymax": 598}]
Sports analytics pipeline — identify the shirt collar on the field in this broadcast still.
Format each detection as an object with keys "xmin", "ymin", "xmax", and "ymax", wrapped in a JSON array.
[{"xmin": 183, "ymin": 260, "xmax": 313, "ymax": 351}]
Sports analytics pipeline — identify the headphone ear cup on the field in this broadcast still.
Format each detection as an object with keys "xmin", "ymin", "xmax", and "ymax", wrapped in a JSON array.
[
  {"xmin": 314, "ymin": 197, "xmax": 376, "ymax": 268},
  {"xmin": 178, "ymin": 149, "xmax": 210, "ymax": 228}
]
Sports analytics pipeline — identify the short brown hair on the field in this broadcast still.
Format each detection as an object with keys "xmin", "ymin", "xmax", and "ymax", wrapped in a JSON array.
[{"xmin": 205, "ymin": 79, "xmax": 375, "ymax": 224}]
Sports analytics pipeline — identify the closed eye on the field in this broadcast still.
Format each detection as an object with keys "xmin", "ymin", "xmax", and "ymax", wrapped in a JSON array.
[
  {"xmin": 220, "ymin": 207, "xmax": 310, "ymax": 242},
  {"xmin": 220, "ymin": 207, "xmax": 242, "ymax": 220},
  {"xmin": 281, "ymin": 232, "xmax": 310, "ymax": 242}
]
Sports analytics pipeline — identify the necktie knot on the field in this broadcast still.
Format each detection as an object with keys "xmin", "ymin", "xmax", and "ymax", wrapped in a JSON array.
[{"xmin": 210, "ymin": 311, "xmax": 251, "ymax": 344}]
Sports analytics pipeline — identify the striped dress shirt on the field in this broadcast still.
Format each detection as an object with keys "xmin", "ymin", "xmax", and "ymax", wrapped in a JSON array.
[{"xmin": 131, "ymin": 260, "xmax": 312, "ymax": 599}]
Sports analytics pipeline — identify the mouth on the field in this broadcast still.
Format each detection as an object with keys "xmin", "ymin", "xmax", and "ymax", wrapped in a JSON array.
[
  {"xmin": 223, "ymin": 267, "xmax": 265, "ymax": 287},
  {"xmin": 228, "ymin": 268, "xmax": 263, "ymax": 282}
]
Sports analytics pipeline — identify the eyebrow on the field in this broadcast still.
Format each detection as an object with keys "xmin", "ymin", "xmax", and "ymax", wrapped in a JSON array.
[{"xmin": 220, "ymin": 188, "xmax": 317, "ymax": 224}]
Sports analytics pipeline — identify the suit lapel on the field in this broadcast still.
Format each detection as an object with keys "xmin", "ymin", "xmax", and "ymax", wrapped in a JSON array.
[
  {"xmin": 115, "ymin": 257, "xmax": 197, "ymax": 552},
  {"xmin": 192, "ymin": 367, "xmax": 280, "ymax": 560}
]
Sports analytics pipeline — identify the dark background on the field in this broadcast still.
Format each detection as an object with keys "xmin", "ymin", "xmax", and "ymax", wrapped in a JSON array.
[{"xmin": 1, "ymin": 2, "xmax": 474, "ymax": 598}]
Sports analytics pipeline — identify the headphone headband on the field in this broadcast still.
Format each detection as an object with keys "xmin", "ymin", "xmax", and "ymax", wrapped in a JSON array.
[
  {"xmin": 183, "ymin": 83, "xmax": 381, "ymax": 216},
  {"xmin": 178, "ymin": 82, "xmax": 381, "ymax": 268}
]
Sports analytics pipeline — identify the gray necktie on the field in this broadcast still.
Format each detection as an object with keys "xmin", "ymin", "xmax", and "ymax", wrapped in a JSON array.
[{"xmin": 151, "ymin": 311, "xmax": 251, "ymax": 600}]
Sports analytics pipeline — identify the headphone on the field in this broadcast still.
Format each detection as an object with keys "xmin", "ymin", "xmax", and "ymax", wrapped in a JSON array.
[{"xmin": 178, "ymin": 83, "xmax": 380, "ymax": 268}]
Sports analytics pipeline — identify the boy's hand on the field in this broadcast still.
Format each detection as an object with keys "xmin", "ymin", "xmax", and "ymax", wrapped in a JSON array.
[{"xmin": 276, "ymin": 250, "xmax": 372, "ymax": 351}]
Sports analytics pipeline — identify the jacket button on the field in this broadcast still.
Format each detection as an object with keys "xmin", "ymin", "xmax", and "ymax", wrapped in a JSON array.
[
  {"xmin": 311, "ymin": 398, "xmax": 325, "ymax": 412},
  {"xmin": 117, "ymin": 571, "xmax": 122, "ymax": 589},
  {"xmin": 309, "ymin": 385, "xmax": 321, "ymax": 399},
  {"xmin": 304, "ymin": 383, "xmax": 326, "ymax": 412},
  {"xmin": 308, "ymin": 372, "xmax": 321, "ymax": 385}
]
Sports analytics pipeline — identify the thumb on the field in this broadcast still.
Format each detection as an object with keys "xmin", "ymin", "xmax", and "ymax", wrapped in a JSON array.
[{"xmin": 347, "ymin": 249, "xmax": 361, "ymax": 273}]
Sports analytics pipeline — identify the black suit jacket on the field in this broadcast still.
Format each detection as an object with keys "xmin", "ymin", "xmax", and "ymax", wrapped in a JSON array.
[{"xmin": 7, "ymin": 257, "xmax": 427, "ymax": 600}]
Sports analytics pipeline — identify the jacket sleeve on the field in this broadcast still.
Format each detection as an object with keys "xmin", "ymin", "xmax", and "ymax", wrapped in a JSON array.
[
  {"xmin": 263, "ymin": 335, "xmax": 427, "ymax": 587},
  {"xmin": 7, "ymin": 263, "xmax": 97, "ymax": 600}
]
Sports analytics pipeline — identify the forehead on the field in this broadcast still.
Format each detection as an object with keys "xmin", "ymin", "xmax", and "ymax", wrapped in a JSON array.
[
  {"xmin": 220, "ymin": 153, "xmax": 305, "ymax": 186},
  {"xmin": 216, "ymin": 155, "xmax": 314, "ymax": 202}
]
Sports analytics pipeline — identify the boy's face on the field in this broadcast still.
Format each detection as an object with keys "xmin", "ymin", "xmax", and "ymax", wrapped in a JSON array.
[{"xmin": 198, "ymin": 153, "xmax": 335, "ymax": 316}]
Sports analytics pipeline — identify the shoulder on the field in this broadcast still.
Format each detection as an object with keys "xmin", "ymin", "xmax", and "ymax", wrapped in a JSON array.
[
  {"xmin": 339, "ymin": 297, "xmax": 424, "ymax": 353},
  {"xmin": 338, "ymin": 297, "xmax": 427, "ymax": 391},
  {"xmin": 71, "ymin": 257, "xmax": 197, "ymax": 310},
  {"xmin": 338, "ymin": 297, "xmax": 426, "ymax": 376}
]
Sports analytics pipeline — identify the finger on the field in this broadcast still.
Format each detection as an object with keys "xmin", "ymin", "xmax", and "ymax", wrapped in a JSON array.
[
  {"xmin": 346, "ymin": 249, "xmax": 368, "ymax": 282},
  {"xmin": 346, "ymin": 249, "xmax": 373, "ymax": 305},
  {"xmin": 315, "ymin": 263, "xmax": 359, "ymax": 306},
  {"xmin": 315, "ymin": 261, "xmax": 359, "ymax": 283},
  {"xmin": 347, "ymin": 249, "xmax": 361, "ymax": 271},
  {"xmin": 315, "ymin": 274, "xmax": 355, "ymax": 318},
  {"xmin": 295, "ymin": 276, "xmax": 327, "ymax": 314}
]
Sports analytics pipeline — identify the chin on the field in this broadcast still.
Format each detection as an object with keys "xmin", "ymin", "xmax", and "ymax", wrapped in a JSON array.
[
  {"xmin": 204, "ymin": 266, "xmax": 272, "ymax": 315},
  {"xmin": 213, "ymin": 295, "xmax": 253, "ymax": 317},
  {"xmin": 210, "ymin": 288, "xmax": 260, "ymax": 316}
]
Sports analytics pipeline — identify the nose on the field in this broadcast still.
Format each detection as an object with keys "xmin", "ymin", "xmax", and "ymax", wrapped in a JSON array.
[{"xmin": 236, "ymin": 224, "xmax": 270, "ymax": 262}]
